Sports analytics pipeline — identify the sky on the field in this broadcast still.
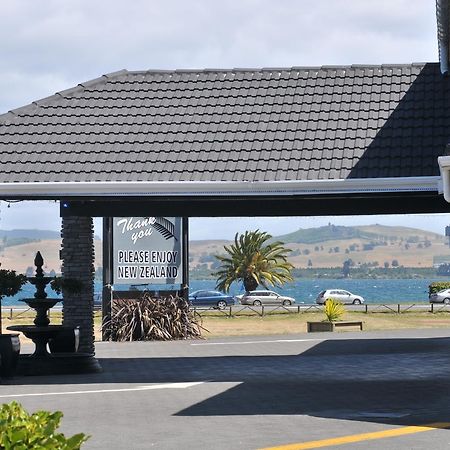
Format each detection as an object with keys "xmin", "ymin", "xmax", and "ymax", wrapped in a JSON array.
[{"xmin": 0, "ymin": 0, "xmax": 447, "ymax": 240}]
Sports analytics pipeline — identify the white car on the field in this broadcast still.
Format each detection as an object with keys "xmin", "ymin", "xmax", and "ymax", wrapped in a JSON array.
[
  {"xmin": 429, "ymin": 289, "xmax": 450, "ymax": 304},
  {"xmin": 316, "ymin": 289, "xmax": 364, "ymax": 305},
  {"xmin": 240, "ymin": 290, "xmax": 295, "ymax": 306}
]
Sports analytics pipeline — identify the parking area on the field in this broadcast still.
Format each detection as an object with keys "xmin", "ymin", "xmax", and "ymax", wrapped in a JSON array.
[{"xmin": 2, "ymin": 329, "xmax": 450, "ymax": 449}]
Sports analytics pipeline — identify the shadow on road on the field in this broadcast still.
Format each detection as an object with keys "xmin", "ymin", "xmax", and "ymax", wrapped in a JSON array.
[{"xmin": 8, "ymin": 336, "xmax": 450, "ymax": 427}]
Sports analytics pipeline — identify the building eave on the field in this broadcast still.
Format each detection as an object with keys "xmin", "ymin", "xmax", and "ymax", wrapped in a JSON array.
[{"xmin": 0, "ymin": 177, "xmax": 440, "ymax": 200}]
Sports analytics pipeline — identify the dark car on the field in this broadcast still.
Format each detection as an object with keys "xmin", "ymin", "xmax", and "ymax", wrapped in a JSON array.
[{"xmin": 189, "ymin": 290, "xmax": 235, "ymax": 309}]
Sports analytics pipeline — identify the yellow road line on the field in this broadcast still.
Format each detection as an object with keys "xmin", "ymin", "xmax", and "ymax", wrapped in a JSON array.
[{"xmin": 260, "ymin": 422, "xmax": 450, "ymax": 450}]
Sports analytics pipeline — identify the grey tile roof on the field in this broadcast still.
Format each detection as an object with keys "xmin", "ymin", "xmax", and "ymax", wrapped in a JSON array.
[{"xmin": 0, "ymin": 63, "xmax": 449, "ymax": 184}]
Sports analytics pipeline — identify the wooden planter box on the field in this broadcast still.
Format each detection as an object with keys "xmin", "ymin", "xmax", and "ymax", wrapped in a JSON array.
[{"xmin": 307, "ymin": 321, "xmax": 363, "ymax": 332}]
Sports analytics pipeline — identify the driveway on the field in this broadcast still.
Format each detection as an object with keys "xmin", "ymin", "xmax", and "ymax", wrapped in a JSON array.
[{"xmin": 2, "ymin": 328, "xmax": 450, "ymax": 449}]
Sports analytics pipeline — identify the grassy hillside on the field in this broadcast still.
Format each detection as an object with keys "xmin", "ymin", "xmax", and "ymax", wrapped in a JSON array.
[
  {"xmin": 0, "ymin": 239, "xmax": 102, "ymax": 274},
  {"xmin": 275, "ymin": 224, "xmax": 444, "ymax": 244},
  {"xmin": 275, "ymin": 224, "xmax": 380, "ymax": 244}
]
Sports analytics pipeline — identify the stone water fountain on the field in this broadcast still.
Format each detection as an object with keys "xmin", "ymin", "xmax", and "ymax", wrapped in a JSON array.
[{"xmin": 8, "ymin": 252, "xmax": 101, "ymax": 375}]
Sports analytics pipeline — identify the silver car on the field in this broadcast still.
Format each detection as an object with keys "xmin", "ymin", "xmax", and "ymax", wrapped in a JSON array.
[
  {"xmin": 429, "ymin": 289, "xmax": 450, "ymax": 304},
  {"xmin": 240, "ymin": 290, "xmax": 295, "ymax": 306},
  {"xmin": 316, "ymin": 289, "xmax": 364, "ymax": 305}
]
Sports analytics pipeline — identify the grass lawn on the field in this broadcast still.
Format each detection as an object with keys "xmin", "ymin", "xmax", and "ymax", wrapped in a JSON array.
[{"xmin": 198, "ymin": 311, "xmax": 450, "ymax": 338}]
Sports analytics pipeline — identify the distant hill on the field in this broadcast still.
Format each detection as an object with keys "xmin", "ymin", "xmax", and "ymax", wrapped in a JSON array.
[
  {"xmin": 1, "ymin": 225, "xmax": 450, "ymax": 275},
  {"xmin": 275, "ymin": 224, "xmax": 380, "ymax": 244},
  {"xmin": 0, "ymin": 229, "xmax": 61, "ymax": 241},
  {"xmin": 0, "ymin": 229, "xmax": 62, "ymax": 251},
  {"xmin": 0, "ymin": 238, "xmax": 102, "ymax": 274},
  {"xmin": 0, "ymin": 229, "xmax": 101, "ymax": 274},
  {"xmin": 275, "ymin": 224, "xmax": 444, "ymax": 244},
  {"xmin": 190, "ymin": 224, "xmax": 450, "ymax": 270}
]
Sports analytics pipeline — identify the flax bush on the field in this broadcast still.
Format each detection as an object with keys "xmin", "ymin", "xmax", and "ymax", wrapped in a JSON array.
[
  {"xmin": 323, "ymin": 298, "xmax": 345, "ymax": 322},
  {"xmin": 103, "ymin": 293, "xmax": 205, "ymax": 341}
]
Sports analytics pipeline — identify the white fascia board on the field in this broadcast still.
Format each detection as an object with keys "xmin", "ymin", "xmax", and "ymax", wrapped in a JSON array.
[{"xmin": 0, "ymin": 176, "xmax": 440, "ymax": 198}]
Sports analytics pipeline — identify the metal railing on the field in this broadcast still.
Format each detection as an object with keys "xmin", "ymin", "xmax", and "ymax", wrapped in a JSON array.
[
  {"xmin": 190, "ymin": 302, "xmax": 450, "ymax": 317},
  {"xmin": 3, "ymin": 302, "xmax": 449, "ymax": 320}
]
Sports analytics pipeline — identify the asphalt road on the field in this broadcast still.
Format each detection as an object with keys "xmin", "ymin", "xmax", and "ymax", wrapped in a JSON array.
[{"xmin": 2, "ymin": 328, "xmax": 450, "ymax": 449}]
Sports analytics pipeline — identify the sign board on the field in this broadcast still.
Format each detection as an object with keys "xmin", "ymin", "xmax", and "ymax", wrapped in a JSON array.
[{"xmin": 112, "ymin": 217, "xmax": 183, "ymax": 285}]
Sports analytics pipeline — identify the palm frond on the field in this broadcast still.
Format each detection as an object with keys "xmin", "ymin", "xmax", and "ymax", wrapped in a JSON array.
[{"xmin": 213, "ymin": 230, "xmax": 294, "ymax": 292}]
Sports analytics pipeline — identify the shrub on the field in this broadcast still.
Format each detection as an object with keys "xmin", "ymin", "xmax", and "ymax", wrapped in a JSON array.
[
  {"xmin": 0, "ymin": 268, "xmax": 27, "ymax": 299},
  {"xmin": 0, "ymin": 401, "xmax": 89, "ymax": 449},
  {"xmin": 50, "ymin": 277, "xmax": 83, "ymax": 295},
  {"xmin": 429, "ymin": 282, "xmax": 450, "ymax": 296},
  {"xmin": 323, "ymin": 298, "xmax": 345, "ymax": 322},
  {"xmin": 0, "ymin": 267, "xmax": 27, "ymax": 333},
  {"xmin": 103, "ymin": 293, "xmax": 205, "ymax": 341}
]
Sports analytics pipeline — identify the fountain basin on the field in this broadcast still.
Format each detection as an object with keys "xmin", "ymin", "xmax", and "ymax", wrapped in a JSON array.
[
  {"xmin": 19, "ymin": 298, "xmax": 61, "ymax": 326},
  {"xmin": 7, "ymin": 324, "xmax": 102, "ymax": 375},
  {"xmin": 20, "ymin": 298, "xmax": 60, "ymax": 309},
  {"xmin": 7, "ymin": 324, "xmax": 70, "ymax": 357}
]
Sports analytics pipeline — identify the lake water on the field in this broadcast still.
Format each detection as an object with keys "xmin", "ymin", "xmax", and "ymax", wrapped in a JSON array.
[
  {"xmin": 2, "ymin": 277, "xmax": 444, "ymax": 306},
  {"xmin": 188, "ymin": 278, "xmax": 439, "ymax": 304}
]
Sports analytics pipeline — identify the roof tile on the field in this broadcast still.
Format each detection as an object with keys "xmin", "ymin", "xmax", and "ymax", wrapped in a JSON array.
[{"xmin": 0, "ymin": 63, "xmax": 446, "ymax": 183}]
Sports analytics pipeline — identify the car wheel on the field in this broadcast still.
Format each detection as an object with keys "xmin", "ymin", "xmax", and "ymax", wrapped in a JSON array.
[
  {"xmin": 282, "ymin": 299, "xmax": 292, "ymax": 306},
  {"xmin": 253, "ymin": 300, "xmax": 262, "ymax": 306},
  {"xmin": 216, "ymin": 300, "xmax": 227, "ymax": 310},
  {"xmin": 353, "ymin": 299, "xmax": 362, "ymax": 305},
  {"xmin": 444, "ymin": 298, "xmax": 450, "ymax": 305}
]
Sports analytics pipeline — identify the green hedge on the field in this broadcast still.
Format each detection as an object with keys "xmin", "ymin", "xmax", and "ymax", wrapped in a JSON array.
[
  {"xmin": 0, "ymin": 401, "xmax": 89, "ymax": 449},
  {"xmin": 429, "ymin": 282, "xmax": 450, "ymax": 296}
]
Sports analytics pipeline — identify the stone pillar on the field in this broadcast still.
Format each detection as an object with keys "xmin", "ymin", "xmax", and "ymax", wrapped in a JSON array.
[{"xmin": 61, "ymin": 216, "xmax": 95, "ymax": 354}]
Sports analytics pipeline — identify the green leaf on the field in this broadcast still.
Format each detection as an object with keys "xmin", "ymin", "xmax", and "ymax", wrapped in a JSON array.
[{"xmin": 0, "ymin": 402, "xmax": 89, "ymax": 449}]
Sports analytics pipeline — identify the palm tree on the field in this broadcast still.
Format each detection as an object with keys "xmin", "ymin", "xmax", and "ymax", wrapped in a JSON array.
[{"xmin": 215, "ymin": 230, "xmax": 294, "ymax": 293}]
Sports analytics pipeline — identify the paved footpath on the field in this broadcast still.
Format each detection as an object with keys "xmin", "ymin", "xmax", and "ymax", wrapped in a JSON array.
[{"xmin": 2, "ymin": 328, "xmax": 450, "ymax": 449}]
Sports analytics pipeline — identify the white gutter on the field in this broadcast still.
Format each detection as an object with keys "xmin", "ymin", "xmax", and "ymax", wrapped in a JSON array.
[
  {"xmin": 0, "ymin": 177, "xmax": 440, "ymax": 198},
  {"xmin": 438, "ymin": 155, "xmax": 450, "ymax": 202}
]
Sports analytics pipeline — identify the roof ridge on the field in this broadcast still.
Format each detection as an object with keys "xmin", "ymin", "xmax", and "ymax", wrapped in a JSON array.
[{"xmin": 123, "ymin": 63, "xmax": 435, "ymax": 77}]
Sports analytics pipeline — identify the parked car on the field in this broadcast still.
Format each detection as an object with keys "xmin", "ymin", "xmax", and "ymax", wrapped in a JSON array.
[
  {"xmin": 316, "ymin": 289, "xmax": 365, "ymax": 305},
  {"xmin": 240, "ymin": 290, "xmax": 296, "ymax": 306},
  {"xmin": 189, "ymin": 290, "xmax": 235, "ymax": 309},
  {"xmin": 429, "ymin": 289, "xmax": 450, "ymax": 304}
]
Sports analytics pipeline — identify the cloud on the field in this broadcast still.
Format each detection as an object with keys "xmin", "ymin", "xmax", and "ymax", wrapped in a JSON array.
[
  {"xmin": 0, "ymin": 1, "xmax": 445, "ymax": 240},
  {"xmin": 0, "ymin": 0, "xmax": 438, "ymax": 112}
]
